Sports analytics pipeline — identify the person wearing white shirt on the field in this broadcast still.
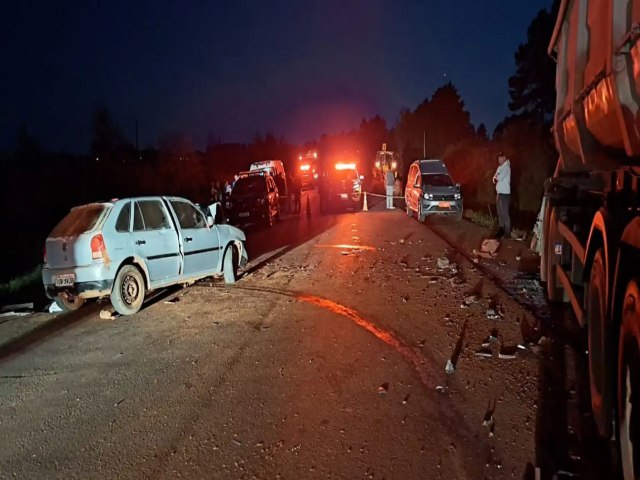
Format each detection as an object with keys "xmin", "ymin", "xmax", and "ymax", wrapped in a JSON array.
[{"xmin": 492, "ymin": 153, "xmax": 511, "ymax": 237}]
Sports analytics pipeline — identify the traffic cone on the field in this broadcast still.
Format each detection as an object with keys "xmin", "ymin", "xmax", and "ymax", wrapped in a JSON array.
[
  {"xmin": 362, "ymin": 192, "xmax": 368, "ymax": 212},
  {"xmin": 306, "ymin": 196, "xmax": 311, "ymax": 216}
]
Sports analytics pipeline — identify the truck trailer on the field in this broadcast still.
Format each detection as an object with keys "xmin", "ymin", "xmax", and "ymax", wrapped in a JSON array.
[{"xmin": 543, "ymin": 1, "xmax": 640, "ymax": 478}]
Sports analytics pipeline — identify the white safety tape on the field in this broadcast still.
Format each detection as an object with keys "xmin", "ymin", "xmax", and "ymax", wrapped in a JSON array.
[{"xmin": 363, "ymin": 191, "xmax": 406, "ymax": 199}]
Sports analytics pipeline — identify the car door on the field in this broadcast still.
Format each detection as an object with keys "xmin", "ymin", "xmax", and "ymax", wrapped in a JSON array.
[
  {"xmin": 405, "ymin": 165, "xmax": 416, "ymax": 211},
  {"xmin": 130, "ymin": 199, "xmax": 182, "ymax": 283},
  {"xmin": 169, "ymin": 199, "xmax": 221, "ymax": 277}
]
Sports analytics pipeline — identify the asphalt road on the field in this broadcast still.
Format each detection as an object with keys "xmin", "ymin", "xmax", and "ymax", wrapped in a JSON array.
[{"xmin": 0, "ymin": 194, "xmax": 615, "ymax": 479}]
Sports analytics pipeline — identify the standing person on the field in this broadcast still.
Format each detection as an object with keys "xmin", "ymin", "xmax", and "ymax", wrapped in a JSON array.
[
  {"xmin": 493, "ymin": 152, "xmax": 511, "ymax": 238},
  {"xmin": 291, "ymin": 174, "xmax": 301, "ymax": 213},
  {"xmin": 210, "ymin": 181, "xmax": 219, "ymax": 204},
  {"xmin": 385, "ymin": 168, "xmax": 395, "ymax": 209}
]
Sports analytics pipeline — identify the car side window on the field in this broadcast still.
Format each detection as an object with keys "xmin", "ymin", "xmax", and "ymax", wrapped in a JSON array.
[
  {"xmin": 170, "ymin": 201, "xmax": 207, "ymax": 229},
  {"xmin": 115, "ymin": 202, "xmax": 131, "ymax": 232},
  {"xmin": 137, "ymin": 200, "xmax": 171, "ymax": 231}
]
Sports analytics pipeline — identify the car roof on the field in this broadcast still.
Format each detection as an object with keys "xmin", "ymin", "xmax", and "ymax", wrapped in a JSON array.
[{"xmin": 415, "ymin": 159, "xmax": 449, "ymax": 174}]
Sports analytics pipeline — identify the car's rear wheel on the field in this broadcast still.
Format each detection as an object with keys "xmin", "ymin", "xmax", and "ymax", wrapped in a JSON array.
[
  {"xmin": 223, "ymin": 244, "xmax": 239, "ymax": 284},
  {"xmin": 619, "ymin": 278, "xmax": 640, "ymax": 480},
  {"xmin": 55, "ymin": 293, "xmax": 85, "ymax": 312},
  {"xmin": 111, "ymin": 264, "xmax": 145, "ymax": 315}
]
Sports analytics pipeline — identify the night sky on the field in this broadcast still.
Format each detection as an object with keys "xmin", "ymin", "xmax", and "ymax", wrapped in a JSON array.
[{"xmin": 2, "ymin": 1, "xmax": 551, "ymax": 153}]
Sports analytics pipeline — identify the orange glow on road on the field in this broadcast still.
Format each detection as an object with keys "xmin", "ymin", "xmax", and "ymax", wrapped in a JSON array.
[
  {"xmin": 315, "ymin": 244, "xmax": 376, "ymax": 251},
  {"xmin": 296, "ymin": 294, "xmax": 433, "ymax": 389}
]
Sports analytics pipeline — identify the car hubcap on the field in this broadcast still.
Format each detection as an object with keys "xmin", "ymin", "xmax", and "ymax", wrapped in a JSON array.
[{"xmin": 122, "ymin": 275, "xmax": 140, "ymax": 305}]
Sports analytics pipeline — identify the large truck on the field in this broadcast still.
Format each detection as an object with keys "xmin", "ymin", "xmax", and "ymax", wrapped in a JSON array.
[{"xmin": 543, "ymin": 2, "xmax": 640, "ymax": 478}]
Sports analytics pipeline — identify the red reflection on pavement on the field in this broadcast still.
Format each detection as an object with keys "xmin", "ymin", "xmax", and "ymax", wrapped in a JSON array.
[
  {"xmin": 297, "ymin": 294, "xmax": 432, "ymax": 389},
  {"xmin": 315, "ymin": 244, "xmax": 376, "ymax": 251}
]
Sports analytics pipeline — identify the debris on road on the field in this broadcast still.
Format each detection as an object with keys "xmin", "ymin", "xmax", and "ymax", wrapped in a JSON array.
[
  {"xmin": 164, "ymin": 297, "xmax": 181, "ymax": 304},
  {"xmin": 437, "ymin": 257, "xmax": 450, "ymax": 269},
  {"xmin": 473, "ymin": 238, "xmax": 500, "ymax": 259},
  {"xmin": 100, "ymin": 309, "xmax": 117, "ymax": 320},
  {"xmin": 475, "ymin": 346, "xmax": 493, "ymax": 358},
  {"xmin": 482, "ymin": 400, "xmax": 496, "ymax": 437},
  {"xmin": 0, "ymin": 302, "xmax": 35, "ymax": 317},
  {"xmin": 482, "ymin": 329, "xmax": 499, "ymax": 347},
  {"xmin": 435, "ymin": 385, "xmax": 446, "ymax": 394},
  {"xmin": 48, "ymin": 302, "xmax": 63, "ymax": 313},
  {"xmin": 445, "ymin": 359, "xmax": 455, "ymax": 375},
  {"xmin": 486, "ymin": 309, "xmax": 502, "ymax": 320},
  {"xmin": 498, "ymin": 345, "xmax": 518, "ymax": 360},
  {"xmin": 378, "ymin": 383, "xmax": 389, "ymax": 395}
]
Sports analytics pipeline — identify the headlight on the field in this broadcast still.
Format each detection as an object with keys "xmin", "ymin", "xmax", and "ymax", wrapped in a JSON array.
[
  {"xmin": 454, "ymin": 193, "xmax": 461, "ymax": 200},
  {"xmin": 256, "ymin": 197, "xmax": 266, "ymax": 205},
  {"xmin": 424, "ymin": 193, "xmax": 433, "ymax": 200}
]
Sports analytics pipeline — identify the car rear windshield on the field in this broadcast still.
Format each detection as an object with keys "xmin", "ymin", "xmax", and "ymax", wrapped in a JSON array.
[
  {"xmin": 50, "ymin": 204, "xmax": 107, "ymax": 238},
  {"xmin": 233, "ymin": 177, "xmax": 267, "ymax": 195},
  {"xmin": 422, "ymin": 174, "xmax": 454, "ymax": 187}
]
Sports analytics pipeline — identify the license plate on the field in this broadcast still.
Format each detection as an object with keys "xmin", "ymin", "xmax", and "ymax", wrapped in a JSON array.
[
  {"xmin": 340, "ymin": 194, "xmax": 349, "ymax": 199},
  {"xmin": 55, "ymin": 274, "xmax": 75, "ymax": 287},
  {"xmin": 438, "ymin": 201, "xmax": 451, "ymax": 208},
  {"xmin": 239, "ymin": 212, "xmax": 250, "ymax": 218}
]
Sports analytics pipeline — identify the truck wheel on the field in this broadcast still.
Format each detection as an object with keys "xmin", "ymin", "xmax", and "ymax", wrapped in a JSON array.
[
  {"xmin": 587, "ymin": 249, "xmax": 613, "ymax": 438},
  {"xmin": 619, "ymin": 278, "xmax": 640, "ymax": 480},
  {"xmin": 223, "ymin": 244, "xmax": 238, "ymax": 284},
  {"xmin": 55, "ymin": 293, "xmax": 85, "ymax": 312},
  {"xmin": 111, "ymin": 264, "xmax": 145, "ymax": 315},
  {"xmin": 545, "ymin": 206, "xmax": 564, "ymax": 301}
]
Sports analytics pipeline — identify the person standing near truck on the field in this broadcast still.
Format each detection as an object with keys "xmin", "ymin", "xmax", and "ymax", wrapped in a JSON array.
[
  {"xmin": 385, "ymin": 168, "xmax": 395, "ymax": 209},
  {"xmin": 493, "ymin": 152, "xmax": 511, "ymax": 238}
]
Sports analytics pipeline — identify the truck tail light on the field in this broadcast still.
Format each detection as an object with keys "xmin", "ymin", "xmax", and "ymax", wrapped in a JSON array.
[{"xmin": 90, "ymin": 234, "xmax": 105, "ymax": 260}]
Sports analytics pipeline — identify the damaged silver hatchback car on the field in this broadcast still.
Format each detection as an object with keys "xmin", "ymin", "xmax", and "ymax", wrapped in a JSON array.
[{"xmin": 42, "ymin": 197, "xmax": 248, "ymax": 315}]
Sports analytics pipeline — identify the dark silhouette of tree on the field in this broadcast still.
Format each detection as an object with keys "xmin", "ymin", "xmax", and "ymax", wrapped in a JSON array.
[
  {"xmin": 507, "ymin": 0, "xmax": 560, "ymax": 124},
  {"xmin": 91, "ymin": 107, "xmax": 130, "ymax": 163},
  {"xmin": 476, "ymin": 123, "xmax": 488, "ymax": 140}
]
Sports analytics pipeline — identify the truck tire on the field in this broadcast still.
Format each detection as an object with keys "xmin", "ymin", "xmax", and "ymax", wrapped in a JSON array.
[
  {"xmin": 619, "ymin": 278, "xmax": 640, "ymax": 480},
  {"xmin": 587, "ymin": 249, "xmax": 613, "ymax": 438},
  {"xmin": 110, "ymin": 264, "xmax": 145, "ymax": 316},
  {"xmin": 55, "ymin": 294, "xmax": 85, "ymax": 312},
  {"xmin": 223, "ymin": 244, "xmax": 238, "ymax": 284},
  {"xmin": 545, "ymin": 206, "xmax": 564, "ymax": 301}
]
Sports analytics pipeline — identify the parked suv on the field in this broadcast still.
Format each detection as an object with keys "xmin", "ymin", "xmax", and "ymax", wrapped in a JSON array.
[
  {"xmin": 226, "ymin": 173, "xmax": 280, "ymax": 227},
  {"xmin": 404, "ymin": 159, "xmax": 463, "ymax": 221},
  {"xmin": 42, "ymin": 197, "xmax": 247, "ymax": 315}
]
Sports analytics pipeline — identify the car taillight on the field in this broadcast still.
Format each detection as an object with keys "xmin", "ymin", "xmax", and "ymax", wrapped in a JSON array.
[{"xmin": 90, "ymin": 234, "xmax": 105, "ymax": 260}]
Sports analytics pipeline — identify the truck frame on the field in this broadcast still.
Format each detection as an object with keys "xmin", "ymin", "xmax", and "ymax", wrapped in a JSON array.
[{"xmin": 543, "ymin": 2, "xmax": 640, "ymax": 477}]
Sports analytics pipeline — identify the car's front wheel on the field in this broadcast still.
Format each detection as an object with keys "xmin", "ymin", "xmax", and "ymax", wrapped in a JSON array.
[
  {"xmin": 417, "ymin": 203, "xmax": 426, "ymax": 222},
  {"xmin": 111, "ymin": 264, "xmax": 146, "ymax": 315},
  {"xmin": 55, "ymin": 293, "xmax": 85, "ymax": 312},
  {"xmin": 223, "ymin": 244, "xmax": 239, "ymax": 284}
]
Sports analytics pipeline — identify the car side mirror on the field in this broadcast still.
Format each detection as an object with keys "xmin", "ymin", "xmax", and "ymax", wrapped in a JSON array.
[{"xmin": 208, "ymin": 202, "xmax": 224, "ymax": 225}]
